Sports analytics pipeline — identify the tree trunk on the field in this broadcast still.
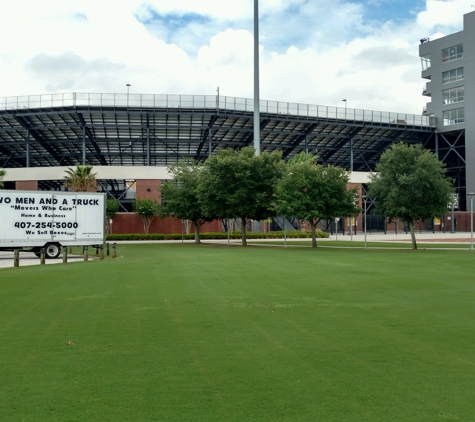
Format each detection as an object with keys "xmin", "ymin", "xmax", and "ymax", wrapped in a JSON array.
[
  {"xmin": 241, "ymin": 217, "xmax": 247, "ymax": 247},
  {"xmin": 142, "ymin": 215, "xmax": 154, "ymax": 235},
  {"xmin": 310, "ymin": 222, "xmax": 317, "ymax": 248},
  {"xmin": 409, "ymin": 221, "xmax": 417, "ymax": 250},
  {"xmin": 193, "ymin": 221, "xmax": 201, "ymax": 244}
]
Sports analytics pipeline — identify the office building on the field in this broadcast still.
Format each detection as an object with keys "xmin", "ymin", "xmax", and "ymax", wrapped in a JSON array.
[{"xmin": 420, "ymin": 10, "xmax": 475, "ymax": 207}]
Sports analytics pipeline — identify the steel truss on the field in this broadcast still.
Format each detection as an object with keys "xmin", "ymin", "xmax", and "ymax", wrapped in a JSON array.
[{"xmin": 1, "ymin": 92, "xmax": 452, "ymax": 203}]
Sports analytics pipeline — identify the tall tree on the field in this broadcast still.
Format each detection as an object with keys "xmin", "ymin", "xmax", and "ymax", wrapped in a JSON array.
[
  {"xmin": 160, "ymin": 159, "xmax": 214, "ymax": 244},
  {"xmin": 198, "ymin": 147, "xmax": 285, "ymax": 246},
  {"xmin": 106, "ymin": 197, "xmax": 120, "ymax": 234},
  {"xmin": 368, "ymin": 142, "xmax": 454, "ymax": 249},
  {"xmin": 277, "ymin": 159, "xmax": 359, "ymax": 247},
  {"xmin": 63, "ymin": 165, "xmax": 97, "ymax": 192},
  {"xmin": 287, "ymin": 152, "xmax": 318, "ymax": 165},
  {"xmin": 132, "ymin": 198, "xmax": 159, "ymax": 235},
  {"xmin": 0, "ymin": 169, "xmax": 5, "ymax": 188}
]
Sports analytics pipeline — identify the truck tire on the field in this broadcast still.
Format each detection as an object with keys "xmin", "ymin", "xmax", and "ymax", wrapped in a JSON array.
[{"xmin": 44, "ymin": 243, "xmax": 61, "ymax": 259}]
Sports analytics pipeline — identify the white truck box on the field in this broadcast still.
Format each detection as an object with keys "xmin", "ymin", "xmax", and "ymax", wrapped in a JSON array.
[{"xmin": 0, "ymin": 190, "xmax": 106, "ymax": 258}]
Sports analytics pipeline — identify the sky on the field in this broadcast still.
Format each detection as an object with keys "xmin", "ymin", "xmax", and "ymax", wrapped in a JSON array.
[{"xmin": 0, "ymin": 0, "xmax": 473, "ymax": 115}]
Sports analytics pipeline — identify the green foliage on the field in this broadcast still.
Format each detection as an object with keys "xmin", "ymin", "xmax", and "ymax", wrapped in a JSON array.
[
  {"xmin": 132, "ymin": 198, "xmax": 160, "ymax": 234},
  {"xmin": 63, "ymin": 165, "xmax": 97, "ymax": 191},
  {"xmin": 106, "ymin": 197, "xmax": 120, "ymax": 234},
  {"xmin": 287, "ymin": 152, "xmax": 318, "ymax": 165},
  {"xmin": 106, "ymin": 230, "xmax": 329, "ymax": 242},
  {"xmin": 368, "ymin": 143, "xmax": 454, "ymax": 249},
  {"xmin": 106, "ymin": 197, "xmax": 120, "ymax": 219},
  {"xmin": 160, "ymin": 159, "xmax": 214, "ymax": 243},
  {"xmin": 277, "ymin": 161, "xmax": 359, "ymax": 247},
  {"xmin": 132, "ymin": 198, "xmax": 159, "ymax": 216},
  {"xmin": 107, "ymin": 233, "xmax": 165, "ymax": 241},
  {"xmin": 198, "ymin": 147, "xmax": 285, "ymax": 246},
  {"xmin": 0, "ymin": 169, "xmax": 5, "ymax": 188}
]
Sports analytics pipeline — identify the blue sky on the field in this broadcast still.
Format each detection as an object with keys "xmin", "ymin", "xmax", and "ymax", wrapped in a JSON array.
[
  {"xmin": 138, "ymin": 0, "xmax": 430, "ymax": 54},
  {"xmin": 0, "ymin": 0, "xmax": 472, "ymax": 114},
  {"xmin": 362, "ymin": 0, "xmax": 426, "ymax": 21}
]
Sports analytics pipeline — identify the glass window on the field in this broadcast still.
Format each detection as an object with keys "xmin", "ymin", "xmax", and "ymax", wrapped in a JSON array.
[
  {"xmin": 443, "ymin": 108, "xmax": 464, "ymax": 126},
  {"xmin": 442, "ymin": 67, "xmax": 464, "ymax": 84},
  {"xmin": 442, "ymin": 86, "xmax": 464, "ymax": 104},
  {"xmin": 421, "ymin": 54, "xmax": 431, "ymax": 70},
  {"xmin": 442, "ymin": 44, "xmax": 463, "ymax": 63}
]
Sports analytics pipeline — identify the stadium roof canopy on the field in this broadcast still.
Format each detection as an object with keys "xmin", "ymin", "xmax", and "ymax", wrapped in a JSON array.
[{"xmin": 0, "ymin": 92, "xmax": 435, "ymax": 173}]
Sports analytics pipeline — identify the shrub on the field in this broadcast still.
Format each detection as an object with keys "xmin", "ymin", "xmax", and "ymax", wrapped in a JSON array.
[{"xmin": 106, "ymin": 230, "xmax": 329, "ymax": 242}]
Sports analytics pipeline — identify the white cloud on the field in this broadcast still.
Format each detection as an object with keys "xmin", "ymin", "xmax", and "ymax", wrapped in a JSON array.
[
  {"xmin": 417, "ymin": 0, "xmax": 472, "ymax": 31},
  {"xmin": 0, "ymin": 0, "xmax": 473, "ymax": 115}
]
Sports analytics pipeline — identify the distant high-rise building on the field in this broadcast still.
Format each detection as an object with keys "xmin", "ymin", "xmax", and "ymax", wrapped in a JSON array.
[{"xmin": 419, "ymin": 10, "xmax": 475, "ymax": 207}]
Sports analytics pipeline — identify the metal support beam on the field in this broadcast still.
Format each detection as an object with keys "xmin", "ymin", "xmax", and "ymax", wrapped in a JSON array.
[
  {"xmin": 76, "ymin": 113, "xmax": 108, "ymax": 166},
  {"xmin": 435, "ymin": 131, "xmax": 439, "ymax": 159},
  {"xmin": 196, "ymin": 115, "xmax": 218, "ymax": 160},
  {"xmin": 12, "ymin": 115, "xmax": 63, "ymax": 166},
  {"xmin": 26, "ymin": 130, "xmax": 30, "ymax": 167},
  {"xmin": 82, "ymin": 126, "xmax": 86, "ymax": 165},
  {"xmin": 282, "ymin": 123, "xmax": 318, "ymax": 159},
  {"xmin": 208, "ymin": 129, "xmax": 212, "ymax": 157},
  {"xmin": 350, "ymin": 139, "xmax": 354, "ymax": 171},
  {"xmin": 147, "ymin": 127, "xmax": 150, "ymax": 166}
]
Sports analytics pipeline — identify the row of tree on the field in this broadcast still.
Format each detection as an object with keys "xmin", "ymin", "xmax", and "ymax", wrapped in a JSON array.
[
  {"xmin": 159, "ymin": 147, "xmax": 360, "ymax": 247},
  {"xmin": 160, "ymin": 143, "xmax": 454, "ymax": 249},
  {"xmin": 17, "ymin": 141, "xmax": 452, "ymax": 250}
]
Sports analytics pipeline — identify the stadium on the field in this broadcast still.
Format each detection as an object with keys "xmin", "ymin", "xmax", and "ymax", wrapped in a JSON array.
[
  {"xmin": 0, "ymin": 93, "xmax": 435, "ymax": 182},
  {"xmin": 1, "ymin": 89, "xmax": 470, "ymax": 233}
]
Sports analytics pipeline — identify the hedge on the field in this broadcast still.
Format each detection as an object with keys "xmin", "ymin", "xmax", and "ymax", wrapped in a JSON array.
[{"xmin": 106, "ymin": 230, "xmax": 329, "ymax": 241}]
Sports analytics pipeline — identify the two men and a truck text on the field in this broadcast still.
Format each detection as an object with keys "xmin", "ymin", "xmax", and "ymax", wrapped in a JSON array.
[{"xmin": 0, "ymin": 191, "xmax": 106, "ymax": 259}]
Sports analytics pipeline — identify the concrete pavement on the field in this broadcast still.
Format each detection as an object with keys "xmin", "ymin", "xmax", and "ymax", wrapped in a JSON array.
[
  {"xmin": 0, "ymin": 251, "xmax": 93, "ymax": 270},
  {"xmin": 323, "ymin": 230, "xmax": 474, "ymax": 243}
]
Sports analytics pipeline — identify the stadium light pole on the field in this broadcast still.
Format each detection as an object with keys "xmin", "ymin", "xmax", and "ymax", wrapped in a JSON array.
[
  {"xmin": 468, "ymin": 192, "xmax": 475, "ymax": 250},
  {"xmin": 126, "ymin": 83, "xmax": 131, "ymax": 106},
  {"xmin": 253, "ymin": 0, "xmax": 260, "ymax": 155},
  {"xmin": 342, "ymin": 99, "xmax": 347, "ymax": 120}
]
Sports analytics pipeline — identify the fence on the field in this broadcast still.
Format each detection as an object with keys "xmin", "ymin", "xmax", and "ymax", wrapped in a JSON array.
[{"xmin": 0, "ymin": 92, "xmax": 433, "ymax": 128}]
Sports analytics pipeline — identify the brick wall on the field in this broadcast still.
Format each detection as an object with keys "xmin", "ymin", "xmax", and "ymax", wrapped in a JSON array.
[
  {"xmin": 111, "ymin": 213, "xmax": 223, "ymax": 235},
  {"xmin": 135, "ymin": 179, "xmax": 161, "ymax": 200},
  {"xmin": 16, "ymin": 180, "xmax": 38, "ymax": 190}
]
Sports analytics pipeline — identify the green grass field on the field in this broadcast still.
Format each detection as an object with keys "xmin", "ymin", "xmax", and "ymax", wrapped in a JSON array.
[{"xmin": 1, "ymin": 244, "xmax": 475, "ymax": 421}]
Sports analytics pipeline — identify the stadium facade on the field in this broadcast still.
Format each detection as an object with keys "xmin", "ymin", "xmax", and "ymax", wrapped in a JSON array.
[{"xmin": 0, "ymin": 93, "xmax": 434, "ymax": 201}]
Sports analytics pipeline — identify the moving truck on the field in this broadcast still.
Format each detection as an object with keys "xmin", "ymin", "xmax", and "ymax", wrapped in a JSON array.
[{"xmin": 0, "ymin": 190, "xmax": 106, "ymax": 259}]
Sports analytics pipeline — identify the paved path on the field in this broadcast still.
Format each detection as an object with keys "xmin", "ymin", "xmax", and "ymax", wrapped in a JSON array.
[
  {"xmin": 0, "ymin": 251, "xmax": 91, "ymax": 270},
  {"xmin": 323, "ymin": 231, "xmax": 474, "ymax": 244}
]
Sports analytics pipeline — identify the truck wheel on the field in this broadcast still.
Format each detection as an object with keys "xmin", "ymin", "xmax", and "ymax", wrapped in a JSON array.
[{"xmin": 44, "ymin": 243, "xmax": 61, "ymax": 259}]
